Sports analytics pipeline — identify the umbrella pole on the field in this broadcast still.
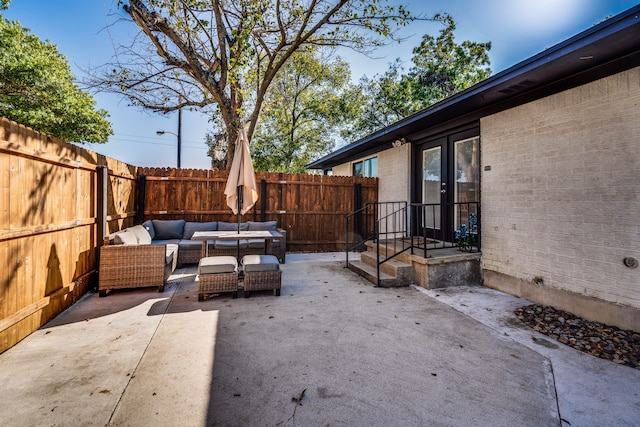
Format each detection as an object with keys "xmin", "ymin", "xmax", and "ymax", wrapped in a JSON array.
[
  {"xmin": 237, "ymin": 185, "xmax": 243, "ymax": 261},
  {"xmin": 237, "ymin": 185, "xmax": 243, "ymax": 233}
]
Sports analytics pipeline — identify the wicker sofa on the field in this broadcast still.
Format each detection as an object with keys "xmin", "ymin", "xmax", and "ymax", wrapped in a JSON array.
[
  {"xmin": 98, "ymin": 224, "xmax": 175, "ymax": 297},
  {"xmin": 98, "ymin": 219, "xmax": 286, "ymax": 296},
  {"xmin": 141, "ymin": 219, "xmax": 286, "ymax": 266}
]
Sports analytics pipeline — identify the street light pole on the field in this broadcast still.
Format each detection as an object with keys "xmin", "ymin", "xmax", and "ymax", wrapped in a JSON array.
[
  {"xmin": 177, "ymin": 107, "xmax": 182, "ymax": 168},
  {"xmin": 156, "ymin": 107, "xmax": 182, "ymax": 168}
]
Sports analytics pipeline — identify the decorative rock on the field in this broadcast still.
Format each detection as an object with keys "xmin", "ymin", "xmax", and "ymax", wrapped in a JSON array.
[{"xmin": 515, "ymin": 304, "xmax": 640, "ymax": 369}]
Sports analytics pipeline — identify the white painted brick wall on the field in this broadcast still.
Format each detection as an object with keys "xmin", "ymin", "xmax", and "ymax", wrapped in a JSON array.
[
  {"xmin": 329, "ymin": 144, "xmax": 411, "ymax": 203},
  {"xmin": 330, "ymin": 145, "xmax": 411, "ymax": 235},
  {"xmin": 331, "ymin": 163, "xmax": 351, "ymax": 177},
  {"xmin": 481, "ymin": 67, "xmax": 640, "ymax": 308},
  {"xmin": 378, "ymin": 144, "xmax": 411, "ymax": 204},
  {"xmin": 378, "ymin": 145, "xmax": 411, "ymax": 236}
]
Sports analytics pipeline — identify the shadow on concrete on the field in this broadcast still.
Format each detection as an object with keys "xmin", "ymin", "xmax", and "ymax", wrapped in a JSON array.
[
  {"xmin": 40, "ymin": 271, "xmax": 210, "ymax": 328},
  {"xmin": 203, "ymin": 261, "xmax": 558, "ymax": 426}
]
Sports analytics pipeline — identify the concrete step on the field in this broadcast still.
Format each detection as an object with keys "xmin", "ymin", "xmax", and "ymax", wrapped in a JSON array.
[
  {"xmin": 360, "ymin": 251, "xmax": 413, "ymax": 282},
  {"xmin": 363, "ymin": 240, "xmax": 414, "ymax": 264},
  {"xmin": 347, "ymin": 259, "xmax": 410, "ymax": 288}
]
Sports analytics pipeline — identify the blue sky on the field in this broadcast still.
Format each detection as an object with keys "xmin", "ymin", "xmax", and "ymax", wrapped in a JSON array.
[{"xmin": 3, "ymin": 0, "xmax": 638, "ymax": 169}]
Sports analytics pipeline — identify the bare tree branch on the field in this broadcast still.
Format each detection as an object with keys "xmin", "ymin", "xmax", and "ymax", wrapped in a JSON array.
[{"xmin": 87, "ymin": 0, "xmax": 440, "ymax": 168}]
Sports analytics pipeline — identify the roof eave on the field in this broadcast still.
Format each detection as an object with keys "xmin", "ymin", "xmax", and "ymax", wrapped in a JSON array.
[{"xmin": 306, "ymin": 5, "xmax": 640, "ymax": 170}]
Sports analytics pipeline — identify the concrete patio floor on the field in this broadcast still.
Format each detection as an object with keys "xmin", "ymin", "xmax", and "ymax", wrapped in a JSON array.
[{"xmin": 0, "ymin": 253, "xmax": 638, "ymax": 426}]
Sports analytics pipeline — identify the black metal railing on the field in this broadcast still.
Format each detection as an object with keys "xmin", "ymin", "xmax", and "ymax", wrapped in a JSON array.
[
  {"xmin": 345, "ymin": 202, "xmax": 407, "ymax": 271},
  {"xmin": 373, "ymin": 202, "xmax": 411, "ymax": 285},
  {"xmin": 410, "ymin": 202, "xmax": 480, "ymax": 258},
  {"xmin": 345, "ymin": 202, "xmax": 376, "ymax": 253},
  {"xmin": 346, "ymin": 201, "xmax": 481, "ymax": 286}
]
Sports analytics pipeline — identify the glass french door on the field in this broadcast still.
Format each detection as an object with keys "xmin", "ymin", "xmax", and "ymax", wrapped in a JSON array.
[
  {"xmin": 416, "ymin": 129, "xmax": 479, "ymax": 243},
  {"xmin": 453, "ymin": 136, "xmax": 480, "ymax": 235},
  {"xmin": 420, "ymin": 138, "xmax": 447, "ymax": 240}
]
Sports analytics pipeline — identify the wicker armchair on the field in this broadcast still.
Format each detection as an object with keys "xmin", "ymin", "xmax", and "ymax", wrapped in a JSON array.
[{"xmin": 98, "ymin": 243, "xmax": 172, "ymax": 297}]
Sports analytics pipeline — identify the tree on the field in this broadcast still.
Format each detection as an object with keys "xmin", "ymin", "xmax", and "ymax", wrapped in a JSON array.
[
  {"xmin": 0, "ymin": 14, "xmax": 112, "ymax": 143},
  {"xmin": 248, "ymin": 48, "xmax": 362, "ymax": 172},
  {"xmin": 349, "ymin": 58, "xmax": 406, "ymax": 136},
  {"xmin": 92, "ymin": 0, "xmax": 437, "ymax": 168},
  {"xmin": 406, "ymin": 16, "xmax": 491, "ymax": 106},
  {"xmin": 353, "ymin": 16, "xmax": 491, "ymax": 137}
]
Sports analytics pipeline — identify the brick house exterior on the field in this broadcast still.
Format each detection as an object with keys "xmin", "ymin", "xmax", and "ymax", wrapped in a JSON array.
[{"xmin": 307, "ymin": 6, "xmax": 640, "ymax": 330}]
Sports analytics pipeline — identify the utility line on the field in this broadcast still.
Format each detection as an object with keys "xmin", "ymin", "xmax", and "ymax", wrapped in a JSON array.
[{"xmin": 107, "ymin": 137, "xmax": 208, "ymax": 150}]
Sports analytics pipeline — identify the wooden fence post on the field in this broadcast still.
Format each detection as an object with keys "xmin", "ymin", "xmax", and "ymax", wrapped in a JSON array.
[
  {"xmin": 260, "ymin": 178, "xmax": 267, "ymax": 222},
  {"xmin": 97, "ymin": 165, "xmax": 108, "ymax": 246},
  {"xmin": 354, "ymin": 183, "xmax": 363, "ymax": 243},
  {"xmin": 135, "ymin": 174, "xmax": 146, "ymax": 224}
]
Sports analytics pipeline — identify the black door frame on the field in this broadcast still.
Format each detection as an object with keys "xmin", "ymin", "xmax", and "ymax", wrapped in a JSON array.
[
  {"xmin": 415, "ymin": 137, "xmax": 448, "ymax": 241},
  {"xmin": 412, "ymin": 125, "xmax": 480, "ymax": 242}
]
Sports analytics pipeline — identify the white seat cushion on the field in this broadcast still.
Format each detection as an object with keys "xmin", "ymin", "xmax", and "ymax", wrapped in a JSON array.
[
  {"xmin": 129, "ymin": 224, "xmax": 152, "ymax": 244},
  {"xmin": 113, "ymin": 230, "xmax": 138, "ymax": 245},
  {"xmin": 242, "ymin": 254, "xmax": 280, "ymax": 272},
  {"xmin": 165, "ymin": 249, "xmax": 174, "ymax": 266},
  {"xmin": 198, "ymin": 256, "xmax": 238, "ymax": 274}
]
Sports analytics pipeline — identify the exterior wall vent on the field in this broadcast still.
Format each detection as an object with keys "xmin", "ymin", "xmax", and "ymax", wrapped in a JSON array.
[{"xmin": 498, "ymin": 79, "xmax": 537, "ymax": 94}]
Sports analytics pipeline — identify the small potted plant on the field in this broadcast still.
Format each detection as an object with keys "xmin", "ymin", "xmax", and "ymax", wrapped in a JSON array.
[{"xmin": 455, "ymin": 214, "xmax": 477, "ymax": 251}]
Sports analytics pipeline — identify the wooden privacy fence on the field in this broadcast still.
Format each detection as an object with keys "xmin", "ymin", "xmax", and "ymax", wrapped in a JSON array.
[
  {"xmin": 139, "ymin": 168, "xmax": 378, "ymax": 252},
  {"xmin": 0, "ymin": 118, "xmax": 138, "ymax": 353}
]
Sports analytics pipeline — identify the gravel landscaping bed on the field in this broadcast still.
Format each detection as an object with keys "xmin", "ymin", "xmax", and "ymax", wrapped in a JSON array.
[{"xmin": 515, "ymin": 304, "xmax": 640, "ymax": 369}]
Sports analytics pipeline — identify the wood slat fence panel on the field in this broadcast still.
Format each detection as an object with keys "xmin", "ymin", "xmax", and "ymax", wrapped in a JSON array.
[
  {"xmin": 0, "ymin": 118, "xmax": 136, "ymax": 353},
  {"xmin": 139, "ymin": 168, "xmax": 378, "ymax": 252}
]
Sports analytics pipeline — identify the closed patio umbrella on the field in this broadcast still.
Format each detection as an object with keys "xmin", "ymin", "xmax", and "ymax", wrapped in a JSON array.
[{"xmin": 224, "ymin": 128, "xmax": 258, "ymax": 230}]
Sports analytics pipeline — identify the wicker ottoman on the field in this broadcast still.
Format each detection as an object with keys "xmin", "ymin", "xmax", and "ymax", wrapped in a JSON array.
[
  {"xmin": 242, "ymin": 254, "xmax": 282, "ymax": 297},
  {"xmin": 198, "ymin": 256, "xmax": 239, "ymax": 301}
]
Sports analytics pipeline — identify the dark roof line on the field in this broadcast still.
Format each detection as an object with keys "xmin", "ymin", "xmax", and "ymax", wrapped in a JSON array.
[{"xmin": 307, "ymin": 4, "xmax": 640, "ymax": 169}]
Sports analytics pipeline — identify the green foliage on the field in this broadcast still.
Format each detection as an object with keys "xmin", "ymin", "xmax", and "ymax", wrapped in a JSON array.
[
  {"xmin": 351, "ymin": 16, "xmax": 491, "ymax": 138},
  {"xmin": 250, "ymin": 48, "xmax": 362, "ymax": 173},
  {"xmin": 407, "ymin": 16, "xmax": 491, "ymax": 105},
  {"xmin": 350, "ymin": 59, "xmax": 407, "ymax": 136},
  {"xmin": 0, "ymin": 17, "xmax": 112, "ymax": 142}
]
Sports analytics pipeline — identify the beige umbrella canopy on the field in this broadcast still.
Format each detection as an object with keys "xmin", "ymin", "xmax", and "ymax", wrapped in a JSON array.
[{"xmin": 224, "ymin": 129, "xmax": 258, "ymax": 218}]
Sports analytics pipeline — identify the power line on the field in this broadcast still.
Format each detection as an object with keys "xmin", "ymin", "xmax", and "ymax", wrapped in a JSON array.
[
  {"xmin": 114, "ymin": 132, "xmax": 206, "ymax": 146},
  {"xmin": 107, "ymin": 136, "xmax": 208, "ymax": 151},
  {"xmin": 108, "ymin": 137, "xmax": 174, "ymax": 148}
]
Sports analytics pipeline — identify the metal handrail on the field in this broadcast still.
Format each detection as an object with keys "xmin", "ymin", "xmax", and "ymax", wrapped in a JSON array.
[
  {"xmin": 346, "ymin": 201, "xmax": 480, "ymax": 286},
  {"xmin": 409, "ymin": 202, "xmax": 481, "ymax": 258},
  {"xmin": 345, "ymin": 202, "xmax": 376, "ymax": 267},
  {"xmin": 345, "ymin": 201, "xmax": 407, "ymax": 269},
  {"xmin": 374, "ymin": 203, "xmax": 410, "ymax": 286}
]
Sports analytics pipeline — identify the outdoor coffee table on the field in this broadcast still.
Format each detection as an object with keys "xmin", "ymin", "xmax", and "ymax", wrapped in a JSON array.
[{"xmin": 191, "ymin": 230, "xmax": 283, "ymax": 258}]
